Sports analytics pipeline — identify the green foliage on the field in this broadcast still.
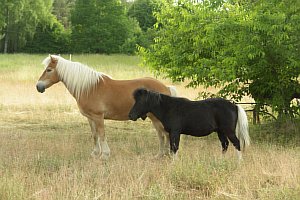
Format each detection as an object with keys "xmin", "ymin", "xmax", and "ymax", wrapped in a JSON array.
[
  {"xmin": 140, "ymin": 0, "xmax": 300, "ymax": 117},
  {"xmin": 22, "ymin": 4, "xmax": 72, "ymax": 54},
  {"xmin": 71, "ymin": 0, "xmax": 138, "ymax": 54},
  {"xmin": 128, "ymin": 0, "xmax": 159, "ymax": 32},
  {"xmin": 127, "ymin": 0, "xmax": 161, "ymax": 51},
  {"xmin": 52, "ymin": 0, "xmax": 75, "ymax": 28},
  {"xmin": 0, "ymin": 0, "xmax": 154, "ymax": 54},
  {"xmin": 119, "ymin": 17, "xmax": 143, "ymax": 55},
  {"xmin": 0, "ymin": 0, "xmax": 54, "ymax": 53},
  {"xmin": 22, "ymin": 18, "xmax": 71, "ymax": 54}
]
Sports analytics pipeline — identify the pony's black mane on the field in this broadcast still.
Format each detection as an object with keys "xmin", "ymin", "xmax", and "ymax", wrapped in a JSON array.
[{"xmin": 133, "ymin": 88, "xmax": 162, "ymax": 107}]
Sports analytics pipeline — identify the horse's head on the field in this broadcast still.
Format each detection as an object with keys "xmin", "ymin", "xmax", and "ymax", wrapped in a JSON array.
[{"xmin": 36, "ymin": 55, "xmax": 60, "ymax": 93}]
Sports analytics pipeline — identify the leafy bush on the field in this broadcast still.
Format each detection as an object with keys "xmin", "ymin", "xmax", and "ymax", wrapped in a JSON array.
[
  {"xmin": 140, "ymin": 0, "xmax": 300, "ymax": 117},
  {"xmin": 23, "ymin": 19, "xmax": 71, "ymax": 54}
]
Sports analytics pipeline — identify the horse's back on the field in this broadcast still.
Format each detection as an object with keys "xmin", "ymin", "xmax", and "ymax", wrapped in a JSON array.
[
  {"xmin": 94, "ymin": 77, "xmax": 171, "ymax": 120},
  {"xmin": 108, "ymin": 77, "xmax": 170, "ymax": 94},
  {"xmin": 134, "ymin": 77, "xmax": 171, "ymax": 95}
]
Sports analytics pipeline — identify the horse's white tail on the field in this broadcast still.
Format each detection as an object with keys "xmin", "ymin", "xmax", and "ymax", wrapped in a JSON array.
[
  {"xmin": 167, "ymin": 85, "xmax": 178, "ymax": 97},
  {"xmin": 236, "ymin": 105, "xmax": 250, "ymax": 151}
]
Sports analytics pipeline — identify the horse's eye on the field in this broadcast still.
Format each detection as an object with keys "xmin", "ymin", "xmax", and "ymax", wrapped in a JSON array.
[{"xmin": 46, "ymin": 68, "xmax": 52, "ymax": 72}]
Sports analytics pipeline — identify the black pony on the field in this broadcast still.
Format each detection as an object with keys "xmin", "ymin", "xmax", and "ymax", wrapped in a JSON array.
[{"xmin": 128, "ymin": 88, "xmax": 250, "ymax": 159}]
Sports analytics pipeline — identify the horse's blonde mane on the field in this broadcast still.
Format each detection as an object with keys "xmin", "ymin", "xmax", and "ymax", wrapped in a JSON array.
[{"xmin": 42, "ymin": 55, "xmax": 109, "ymax": 100}]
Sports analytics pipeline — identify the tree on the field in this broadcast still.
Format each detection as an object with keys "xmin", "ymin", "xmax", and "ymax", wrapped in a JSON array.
[
  {"xmin": 52, "ymin": 0, "xmax": 75, "ymax": 28},
  {"xmin": 140, "ymin": 0, "xmax": 300, "ymax": 118},
  {"xmin": 127, "ymin": 0, "xmax": 161, "ymax": 50},
  {"xmin": 22, "ymin": 16, "xmax": 71, "ymax": 53},
  {"xmin": 0, "ymin": 0, "xmax": 53, "ymax": 53},
  {"xmin": 71, "ymin": 0, "xmax": 138, "ymax": 54},
  {"xmin": 128, "ymin": 0, "xmax": 159, "ymax": 32}
]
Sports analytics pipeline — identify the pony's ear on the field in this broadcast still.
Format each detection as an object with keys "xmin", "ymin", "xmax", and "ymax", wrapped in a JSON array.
[
  {"xmin": 50, "ymin": 55, "xmax": 58, "ymax": 64},
  {"xmin": 133, "ymin": 88, "xmax": 148, "ymax": 99}
]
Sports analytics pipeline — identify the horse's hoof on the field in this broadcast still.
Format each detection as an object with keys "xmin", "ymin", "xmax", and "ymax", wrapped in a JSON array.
[
  {"xmin": 100, "ymin": 152, "xmax": 110, "ymax": 160},
  {"xmin": 90, "ymin": 150, "xmax": 101, "ymax": 157}
]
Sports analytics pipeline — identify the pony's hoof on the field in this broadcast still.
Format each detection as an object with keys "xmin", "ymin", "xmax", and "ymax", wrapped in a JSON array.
[
  {"xmin": 154, "ymin": 153, "xmax": 164, "ymax": 159},
  {"xmin": 154, "ymin": 152, "xmax": 171, "ymax": 160}
]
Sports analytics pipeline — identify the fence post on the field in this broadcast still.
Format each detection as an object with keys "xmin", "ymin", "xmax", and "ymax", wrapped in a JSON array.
[
  {"xmin": 253, "ymin": 104, "xmax": 260, "ymax": 124},
  {"xmin": 253, "ymin": 109, "xmax": 257, "ymax": 125}
]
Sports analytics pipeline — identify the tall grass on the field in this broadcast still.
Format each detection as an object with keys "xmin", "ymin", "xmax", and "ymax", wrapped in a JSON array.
[{"xmin": 0, "ymin": 54, "xmax": 299, "ymax": 199}]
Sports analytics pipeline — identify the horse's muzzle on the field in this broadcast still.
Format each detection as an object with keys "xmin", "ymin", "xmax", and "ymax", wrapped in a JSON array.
[{"xmin": 36, "ymin": 82, "xmax": 46, "ymax": 93}]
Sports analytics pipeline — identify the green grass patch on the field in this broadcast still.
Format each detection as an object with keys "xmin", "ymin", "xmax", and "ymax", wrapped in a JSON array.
[{"xmin": 250, "ymin": 119, "xmax": 300, "ymax": 147}]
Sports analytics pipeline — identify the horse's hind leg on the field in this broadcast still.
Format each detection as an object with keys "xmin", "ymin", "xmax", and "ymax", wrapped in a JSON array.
[
  {"xmin": 148, "ymin": 114, "xmax": 170, "ymax": 157},
  {"xmin": 217, "ymin": 132, "xmax": 229, "ymax": 154},
  {"xmin": 154, "ymin": 123, "xmax": 170, "ymax": 157}
]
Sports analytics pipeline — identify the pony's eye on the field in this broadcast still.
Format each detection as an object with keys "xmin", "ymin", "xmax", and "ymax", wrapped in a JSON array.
[{"xmin": 46, "ymin": 68, "xmax": 52, "ymax": 72}]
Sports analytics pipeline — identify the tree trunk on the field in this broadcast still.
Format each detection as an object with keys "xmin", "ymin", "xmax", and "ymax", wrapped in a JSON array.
[
  {"xmin": 3, "ymin": 6, "xmax": 9, "ymax": 54},
  {"xmin": 4, "ymin": 34, "xmax": 8, "ymax": 54}
]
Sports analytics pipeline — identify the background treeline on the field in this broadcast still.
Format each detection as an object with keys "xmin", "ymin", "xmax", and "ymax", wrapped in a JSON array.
[
  {"xmin": 0, "ymin": 0, "xmax": 158, "ymax": 54},
  {"xmin": 0, "ymin": 0, "xmax": 299, "ymax": 119}
]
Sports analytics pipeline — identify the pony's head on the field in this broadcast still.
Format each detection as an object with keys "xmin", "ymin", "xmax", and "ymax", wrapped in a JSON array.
[
  {"xmin": 36, "ymin": 55, "xmax": 60, "ymax": 93},
  {"xmin": 128, "ymin": 88, "xmax": 161, "ymax": 121}
]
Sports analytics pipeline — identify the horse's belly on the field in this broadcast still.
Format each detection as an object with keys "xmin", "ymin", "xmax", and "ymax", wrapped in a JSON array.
[{"xmin": 104, "ymin": 111, "xmax": 129, "ymax": 121}]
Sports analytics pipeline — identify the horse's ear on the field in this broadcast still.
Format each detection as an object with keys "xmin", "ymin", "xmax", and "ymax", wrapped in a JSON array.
[{"xmin": 50, "ymin": 55, "xmax": 58, "ymax": 64}]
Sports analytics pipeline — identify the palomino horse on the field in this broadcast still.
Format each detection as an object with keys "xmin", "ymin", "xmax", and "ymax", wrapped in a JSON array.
[{"xmin": 36, "ymin": 55, "xmax": 176, "ymax": 159}]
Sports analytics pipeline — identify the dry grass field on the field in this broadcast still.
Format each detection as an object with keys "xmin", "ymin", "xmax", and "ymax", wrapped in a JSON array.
[{"xmin": 0, "ymin": 54, "xmax": 299, "ymax": 200}]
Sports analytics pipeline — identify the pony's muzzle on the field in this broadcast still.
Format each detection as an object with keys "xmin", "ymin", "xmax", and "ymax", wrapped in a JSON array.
[
  {"xmin": 128, "ymin": 113, "xmax": 138, "ymax": 121},
  {"xmin": 36, "ymin": 82, "xmax": 46, "ymax": 93}
]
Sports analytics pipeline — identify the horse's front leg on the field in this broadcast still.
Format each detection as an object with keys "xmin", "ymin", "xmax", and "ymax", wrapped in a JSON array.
[
  {"xmin": 88, "ymin": 119, "xmax": 101, "ymax": 156},
  {"xmin": 88, "ymin": 116, "xmax": 110, "ymax": 160}
]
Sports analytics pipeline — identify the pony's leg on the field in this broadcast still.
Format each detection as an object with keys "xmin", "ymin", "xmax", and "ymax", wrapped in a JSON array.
[
  {"xmin": 227, "ymin": 132, "xmax": 242, "ymax": 160},
  {"xmin": 169, "ymin": 131, "xmax": 180, "ymax": 155},
  {"xmin": 88, "ymin": 119, "xmax": 101, "ymax": 156},
  {"xmin": 217, "ymin": 132, "xmax": 229, "ymax": 154},
  {"xmin": 169, "ymin": 132, "xmax": 180, "ymax": 161}
]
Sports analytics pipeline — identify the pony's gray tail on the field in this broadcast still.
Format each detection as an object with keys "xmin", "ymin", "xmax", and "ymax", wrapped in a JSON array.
[
  {"xmin": 167, "ymin": 85, "xmax": 178, "ymax": 97},
  {"xmin": 236, "ymin": 105, "xmax": 250, "ymax": 151}
]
